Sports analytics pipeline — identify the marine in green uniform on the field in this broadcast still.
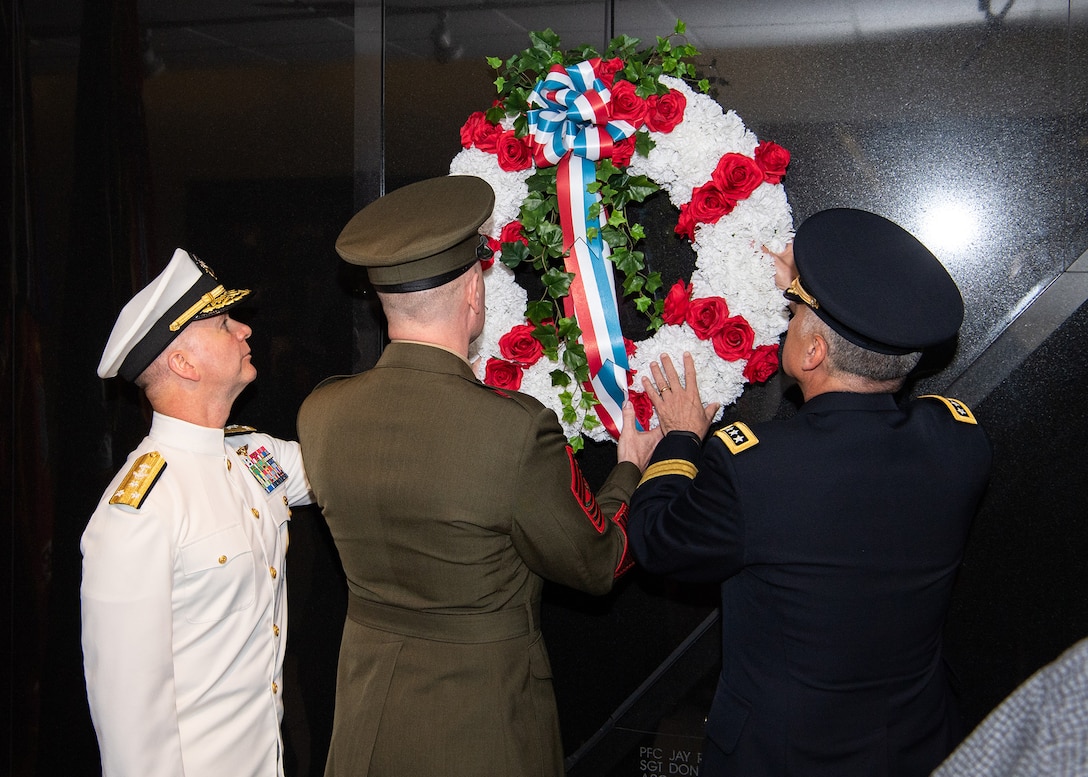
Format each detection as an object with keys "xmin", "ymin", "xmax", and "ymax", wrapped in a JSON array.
[{"xmin": 297, "ymin": 176, "xmax": 662, "ymax": 777}]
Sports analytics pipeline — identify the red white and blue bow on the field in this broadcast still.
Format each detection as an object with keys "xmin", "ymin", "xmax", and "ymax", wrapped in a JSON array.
[{"xmin": 527, "ymin": 59, "xmax": 637, "ymax": 437}]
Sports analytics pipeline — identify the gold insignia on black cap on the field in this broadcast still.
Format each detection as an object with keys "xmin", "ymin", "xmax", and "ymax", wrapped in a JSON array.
[
  {"xmin": 335, "ymin": 176, "xmax": 496, "ymax": 293},
  {"xmin": 792, "ymin": 209, "xmax": 964, "ymax": 354}
]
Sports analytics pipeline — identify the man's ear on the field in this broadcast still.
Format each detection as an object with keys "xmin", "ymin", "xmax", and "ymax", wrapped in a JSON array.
[
  {"xmin": 465, "ymin": 267, "xmax": 483, "ymax": 314},
  {"xmin": 165, "ymin": 348, "xmax": 200, "ymax": 382},
  {"xmin": 802, "ymin": 331, "xmax": 828, "ymax": 372}
]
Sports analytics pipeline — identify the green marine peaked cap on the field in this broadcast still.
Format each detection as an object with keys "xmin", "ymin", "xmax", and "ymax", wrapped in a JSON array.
[{"xmin": 335, "ymin": 175, "xmax": 496, "ymax": 292}]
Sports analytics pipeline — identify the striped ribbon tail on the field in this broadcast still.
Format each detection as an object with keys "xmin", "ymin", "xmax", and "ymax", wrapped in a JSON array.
[
  {"xmin": 557, "ymin": 155, "xmax": 631, "ymax": 438},
  {"xmin": 526, "ymin": 59, "xmax": 639, "ymax": 437}
]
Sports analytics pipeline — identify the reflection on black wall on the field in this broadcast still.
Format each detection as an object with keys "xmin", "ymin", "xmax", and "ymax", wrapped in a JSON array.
[
  {"xmin": 185, "ymin": 176, "xmax": 354, "ymax": 775},
  {"xmin": 948, "ymin": 298, "xmax": 1088, "ymax": 725}
]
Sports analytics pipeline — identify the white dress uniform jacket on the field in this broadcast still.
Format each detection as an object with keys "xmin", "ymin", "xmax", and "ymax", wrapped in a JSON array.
[{"xmin": 81, "ymin": 412, "xmax": 313, "ymax": 777}]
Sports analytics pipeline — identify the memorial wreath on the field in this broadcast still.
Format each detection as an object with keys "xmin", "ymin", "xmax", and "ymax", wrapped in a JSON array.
[{"xmin": 451, "ymin": 21, "xmax": 794, "ymax": 448}]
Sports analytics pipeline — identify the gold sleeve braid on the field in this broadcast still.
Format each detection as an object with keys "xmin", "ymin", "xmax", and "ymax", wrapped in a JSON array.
[{"xmin": 638, "ymin": 459, "xmax": 698, "ymax": 487}]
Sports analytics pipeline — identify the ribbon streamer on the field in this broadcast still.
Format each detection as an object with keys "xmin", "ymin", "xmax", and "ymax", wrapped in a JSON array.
[{"xmin": 527, "ymin": 60, "xmax": 636, "ymax": 437}]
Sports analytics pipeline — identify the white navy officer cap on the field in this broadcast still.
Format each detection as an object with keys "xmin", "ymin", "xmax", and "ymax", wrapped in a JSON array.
[{"xmin": 98, "ymin": 248, "xmax": 251, "ymax": 381}]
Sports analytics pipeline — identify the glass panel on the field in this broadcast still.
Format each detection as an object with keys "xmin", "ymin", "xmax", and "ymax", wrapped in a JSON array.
[
  {"xmin": 24, "ymin": 4, "xmax": 356, "ymax": 775},
  {"xmin": 618, "ymin": 0, "xmax": 1088, "ymax": 393},
  {"xmin": 383, "ymin": 0, "xmax": 610, "ymax": 188}
]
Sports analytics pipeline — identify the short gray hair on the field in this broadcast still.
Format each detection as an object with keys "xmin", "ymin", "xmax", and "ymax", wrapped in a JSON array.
[{"xmin": 802, "ymin": 310, "xmax": 922, "ymax": 383}]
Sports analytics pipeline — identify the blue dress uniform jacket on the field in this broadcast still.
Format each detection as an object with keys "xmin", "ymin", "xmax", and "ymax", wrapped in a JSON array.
[
  {"xmin": 80, "ymin": 413, "xmax": 313, "ymax": 777},
  {"xmin": 628, "ymin": 391, "xmax": 992, "ymax": 777},
  {"xmin": 297, "ymin": 342, "xmax": 638, "ymax": 777}
]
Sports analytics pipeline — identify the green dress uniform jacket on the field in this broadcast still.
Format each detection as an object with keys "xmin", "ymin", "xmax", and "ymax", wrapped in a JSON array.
[{"xmin": 297, "ymin": 342, "xmax": 638, "ymax": 777}]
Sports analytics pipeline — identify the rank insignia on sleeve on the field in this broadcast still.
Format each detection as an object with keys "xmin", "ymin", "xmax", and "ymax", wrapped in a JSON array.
[
  {"xmin": 565, "ymin": 446, "xmax": 606, "ymax": 533},
  {"xmin": 919, "ymin": 395, "xmax": 978, "ymax": 424},
  {"xmin": 714, "ymin": 422, "xmax": 759, "ymax": 454},
  {"xmin": 241, "ymin": 445, "xmax": 288, "ymax": 494},
  {"xmin": 638, "ymin": 459, "xmax": 698, "ymax": 486},
  {"xmin": 109, "ymin": 451, "xmax": 167, "ymax": 509}
]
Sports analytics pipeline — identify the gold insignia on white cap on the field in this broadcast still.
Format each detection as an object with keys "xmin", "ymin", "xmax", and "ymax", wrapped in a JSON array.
[{"xmin": 98, "ymin": 248, "xmax": 250, "ymax": 381}]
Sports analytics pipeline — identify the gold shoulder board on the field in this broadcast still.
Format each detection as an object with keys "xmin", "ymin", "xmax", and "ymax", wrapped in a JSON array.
[
  {"xmin": 918, "ymin": 395, "xmax": 978, "ymax": 425},
  {"xmin": 714, "ymin": 422, "xmax": 759, "ymax": 454},
  {"xmin": 224, "ymin": 424, "xmax": 258, "ymax": 436},
  {"xmin": 108, "ymin": 451, "xmax": 167, "ymax": 509}
]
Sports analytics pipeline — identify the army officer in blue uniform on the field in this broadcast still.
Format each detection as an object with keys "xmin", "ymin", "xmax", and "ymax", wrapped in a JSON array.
[{"xmin": 628, "ymin": 209, "xmax": 992, "ymax": 777}]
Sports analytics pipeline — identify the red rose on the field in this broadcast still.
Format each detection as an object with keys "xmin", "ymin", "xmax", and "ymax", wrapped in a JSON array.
[
  {"xmin": 595, "ymin": 57, "xmax": 626, "ymax": 87},
  {"xmin": 459, "ymin": 111, "xmax": 503, "ymax": 153},
  {"xmin": 623, "ymin": 337, "xmax": 637, "ymax": 359},
  {"xmin": 484, "ymin": 357, "xmax": 523, "ymax": 390},
  {"xmin": 687, "ymin": 182, "xmax": 738, "ymax": 226},
  {"xmin": 712, "ymin": 316, "xmax": 756, "ymax": 361},
  {"xmin": 498, "ymin": 324, "xmax": 544, "ymax": 366},
  {"xmin": 496, "ymin": 130, "xmax": 533, "ymax": 172},
  {"xmin": 674, "ymin": 204, "xmax": 697, "ymax": 241},
  {"xmin": 686, "ymin": 296, "xmax": 731, "ymax": 339},
  {"xmin": 743, "ymin": 344, "xmax": 780, "ymax": 383},
  {"xmin": 499, "ymin": 220, "xmax": 527, "ymax": 246},
  {"xmin": 610, "ymin": 135, "xmax": 636, "ymax": 168},
  {"xmin": 644, "ymin": 89, "xmax": 686, "ymax": 133},
  {"xmin": 711, "ymin": 153, "xmax": 765, "ymax": 201},
  {"xmin": 459, "ymin": 111, "xmax": 485, "ymax": 149},
  {"xmin": 662, "ymin": 280, "xmax": 693, "ymax": 325},
  {"xmin": 755, "ymin": 140, "xmax": 791, "ymax": 184},
  {"xmin": 628, "ymin": 390, "xmax": 654, "ymax": 429},
  {"xmin": 608, "ymin": 79, "xmax": 646, "ymax": 127}
]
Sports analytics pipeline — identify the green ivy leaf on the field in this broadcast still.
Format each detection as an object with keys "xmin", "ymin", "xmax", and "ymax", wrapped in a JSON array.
[
  {"xmin": 580, "ymin": 392, "xmax": 601, "ymax": 411},
  {"xmin": 563, "ymin": 347, "xmax": 591, "ymax": 383},
  {"xmin": 532, "ymin": 321, "xmax": 560, "ymax": 352},
  {"xmin": 612, "ymin": 247, "xmax": 645, "ymax": 276},
  {"xmin": 596, "ymin": 159, "xmax": 620, "ymax": 181},
  {"xmin": 624, "ymin": 175, "xmax": 659, "ymax": 203},
  {"xmin": 600, "ymin": 226, "xmax": 628, "ymax": 249},
  {"xmin": 499, "ymin": 242, "xmax": 529, "ymax": 269},
  {"xmin": 556, "ymin": 316, "xmax": 582, "ymax": 340},
  {"xmin": 635, "ymin": 131, "xmax": 657, "ymax": 156},
  {"xmin": 542, "ymin": 266, "xmax": 574, "ymax": 298},
  {"xmin": 536, "ymin": 222, "xmax": 566, "ymax": 257},
  {"xmin": 526, "ymin": 300, "xmax": 554, "ymax": 325}
]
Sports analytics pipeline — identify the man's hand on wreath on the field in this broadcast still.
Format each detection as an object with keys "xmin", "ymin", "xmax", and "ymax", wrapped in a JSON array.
[{"xmin": 642, "ymin": 352, "xmax": 720, "ymax": 439}]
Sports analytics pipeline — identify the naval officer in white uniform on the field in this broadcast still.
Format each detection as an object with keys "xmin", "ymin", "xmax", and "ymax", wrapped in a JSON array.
[{"xmin": 81, "ymin": 248, "xmax": 313, "ymax": 777}]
